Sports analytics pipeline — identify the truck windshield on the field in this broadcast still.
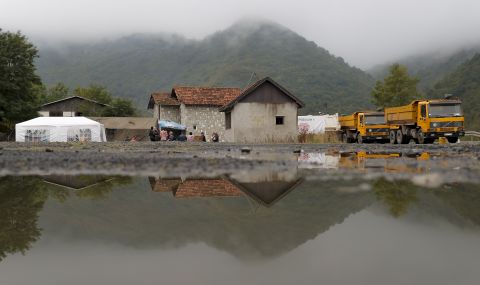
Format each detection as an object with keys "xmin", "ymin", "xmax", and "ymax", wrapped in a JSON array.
[
  {"xmin": 365, "ymin": 115, "xmax": 385, "ymax": 125},
  {"xmin": 428, "ymin": 104, "xmax": 463, "ymax": 117}
]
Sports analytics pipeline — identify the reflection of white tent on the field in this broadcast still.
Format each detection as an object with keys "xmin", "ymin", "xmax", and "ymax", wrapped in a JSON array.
[{"xmin": 15, "ymin": 117, "xmax": 106, "ymax": 142}]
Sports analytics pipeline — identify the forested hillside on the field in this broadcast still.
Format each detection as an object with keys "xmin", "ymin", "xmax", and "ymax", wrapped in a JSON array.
[
  {"xmin": 368, "ymin": 48, "xmax": 479, "ymax": 90},
  {"xmin": 429, "ymin": 53, "xmax": 480, "ymax": 130},
  {"xmin": 35, "ymin": 20, "xmax": 375, "ymax": 114}
]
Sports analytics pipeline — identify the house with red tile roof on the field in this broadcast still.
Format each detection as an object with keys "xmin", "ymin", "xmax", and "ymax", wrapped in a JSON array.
[
  {"xmin": 148, "ymin": 87, "xmax": 241, "ymax": 141},
  {"xmin": 147, "ymin": 77, "xmax": 303, "ymax": 142}
]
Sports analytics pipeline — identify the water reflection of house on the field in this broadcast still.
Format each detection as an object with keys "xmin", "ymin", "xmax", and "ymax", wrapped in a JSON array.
[
  {"xmin": 43, "ymin": 175, "xmax": 113, "ymax": 190},
  {"xmin": 149, "ymin": 173, "xmax": 303, "ymax": 207}
]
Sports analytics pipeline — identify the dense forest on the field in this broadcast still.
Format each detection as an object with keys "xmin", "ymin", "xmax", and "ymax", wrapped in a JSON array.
[{"xmin": 35, "ymin": 20, "xmax": 375, "ymax": 115}]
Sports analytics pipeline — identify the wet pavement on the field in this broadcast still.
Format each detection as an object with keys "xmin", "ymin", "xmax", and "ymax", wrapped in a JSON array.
[{"xmin": 1, "ymin": 142, "xmax": 480, "ymax": 284}]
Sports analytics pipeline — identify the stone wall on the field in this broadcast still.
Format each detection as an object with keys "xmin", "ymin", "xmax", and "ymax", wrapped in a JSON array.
[
  {"xmin": 228, "ymin": 102, "xmax": 299, "ymax": 143},
  {"xmin": 180, "ymin": 104, "xmax": 226, "ymax": 141},
  {"xmin": 159, "ymin": 105, "xmax": 181, "ymax": 123}
]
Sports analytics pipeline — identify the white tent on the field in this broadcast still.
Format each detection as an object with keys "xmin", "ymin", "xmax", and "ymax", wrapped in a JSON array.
[{"xmin": 15, "ymin": 117, "xmax": 107, "ymax": 142}]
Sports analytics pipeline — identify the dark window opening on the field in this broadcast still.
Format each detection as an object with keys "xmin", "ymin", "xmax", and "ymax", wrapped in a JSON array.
[
  {"xmin": 193, "ymin": 125, "xmax": 197, "ymax": 130},
  {"xmin": 420, "ymin": 105, "xmax": 427, "ymax": 118},
  {"xmin": 49, "ymin": 111, "xmax": 63, "ymax": 117},
  {"xmin": 225, "ymin": 112, "xmax": 231, "ymax": 129},
  {"xmin": 76, "ymin": 112, "xmax": 83, "ymax": 116},
  {"xmin": 276, "ymin": 116, "xmax": 284, "ymax": 125}
]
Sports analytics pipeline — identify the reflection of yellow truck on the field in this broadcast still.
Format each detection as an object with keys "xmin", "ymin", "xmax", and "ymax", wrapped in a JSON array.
[
  {"xmin": 385, "ymin": 99, "xmax": 465, "ymax": 144},
  {"xmin": 339, "ymin": 112, "xmax": 389, "ymax": 143}
]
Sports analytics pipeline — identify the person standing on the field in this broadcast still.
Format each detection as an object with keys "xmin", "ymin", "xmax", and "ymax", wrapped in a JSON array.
[
  {"xmin": 160, "ymin": 129, "xmax": 168, "ymax": 141},
  {"xmin": 168, "ymin": 131, "xmax": 175, "ymax": 141},
  {"xmin": 149, "ymin": 127, "xmax": 155, "ymax": 141},
  {"xmin": 211, "ymin": 132, "xmax": 219, "ymax": 143},
  {"xmin": 187, "ymin": 132, "xmax": 194, "ymax": 142},
  {"xmin": 200, "ymin": 132, "xmax": 206, "ymax": 142}
]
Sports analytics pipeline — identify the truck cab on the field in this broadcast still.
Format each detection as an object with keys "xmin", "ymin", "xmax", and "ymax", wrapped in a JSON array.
[
  {"xmin": 417, "ymin": 100, "xmax": 464, "ymax": 143},
  {"xmin": 339, "ymin": 111, "xmax": 389, "ymax": 143}
]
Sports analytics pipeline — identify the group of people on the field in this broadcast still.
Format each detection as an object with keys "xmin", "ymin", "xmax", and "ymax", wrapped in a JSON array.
[{"xmin": 149, "ymin": 127, "xmax": 220, "ymax": 142}]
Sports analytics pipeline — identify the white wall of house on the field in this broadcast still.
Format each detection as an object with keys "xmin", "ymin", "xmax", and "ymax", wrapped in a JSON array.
[{"xmin": 225, "ymin": 102, "xmax": 298, "ymax": 143}]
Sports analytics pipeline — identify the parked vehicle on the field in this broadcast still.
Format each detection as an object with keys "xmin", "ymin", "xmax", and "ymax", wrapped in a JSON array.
[
  {"xmin": 339, "ymin": 111, "xmax": 390, "ymax": 143},
  {"xmin": 385, "ymin": 99, "xmax": 465, "ymax": 144}
]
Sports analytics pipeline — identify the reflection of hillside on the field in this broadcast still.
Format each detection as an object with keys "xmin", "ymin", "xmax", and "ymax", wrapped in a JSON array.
[
  {"xmin": 39, "ymin": 177, "xmax": 374, "ymax": 260},
  {"xmin": 433, "ymin": 183, "xmax": 480, "ymax": 226}
]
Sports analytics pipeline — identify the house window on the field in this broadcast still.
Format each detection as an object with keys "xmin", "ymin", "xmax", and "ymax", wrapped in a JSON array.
[
  {"xmin": 193, "ymin": 125, "xmax": 197, "ymax": 130},
  {"xmin": 225, "ymin": 112, "xmax": 231, "ymax": 129},
  {"xmin": 49, "ymin": 111, "xmax": 63, "ymax": 117},
  {"xmin": 276, "ymin": 116, "xmax": 284, "ymax": 125}
]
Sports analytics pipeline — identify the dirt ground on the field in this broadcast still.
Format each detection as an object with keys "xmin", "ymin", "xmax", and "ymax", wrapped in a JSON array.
[{"xmin": 1, "ymin": 142, "xmax": 480, "ymax": 184}]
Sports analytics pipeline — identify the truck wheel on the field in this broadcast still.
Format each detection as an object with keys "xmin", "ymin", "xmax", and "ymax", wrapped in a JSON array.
[
  {"xmin": 357, "ymin": 134, "xmax": 363, "ymax": 144},
  {"xmin": 389, "ymin": 130, "xmax": 397, "ymax": 144},
  {"xmin": 396, "ymin": 129, "xmax": 407, "ymax": 144},
  {"xmin": 417, "ymin": 130, "xmax": 425, "ymax": 144},
  {"xmin": 447, "ymin": 137, "xmax": 459, "ymax": 143},
  {"xmin": 424, "ymin": 138, "xmax": 435, "ymax": 144}
]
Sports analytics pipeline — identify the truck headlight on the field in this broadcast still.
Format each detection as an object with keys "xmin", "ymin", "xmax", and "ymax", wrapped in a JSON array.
[
  {"xmin": 432, "ymin": 122, "xmax": 439, "ymax": 128},
  {"xmin": 368, "ymin": 129, "xmax": 372, "ymax": 132}
]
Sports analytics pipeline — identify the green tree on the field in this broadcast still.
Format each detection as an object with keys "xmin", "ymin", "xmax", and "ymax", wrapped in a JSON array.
[
  {"xmin": 371, "ymin": 64, "xmax": 421, "ymax": 108},
  {"xmin": 74, "ymin": 84, "xmax": 112, "ymax": 105},
  {"xmin": 0, "ymin": 30, "xmax": 41, "ymax": 135},
  {"xmin": 73, "ymin": 85, "xmax": 137, "ymax": 116},
  {"xmin": 35, "ymin": 83, "xmax": 69, "ymax": 104},
  {"xmin": 103, "ymin": 98, "xmax": 136, "ymax": 117}
]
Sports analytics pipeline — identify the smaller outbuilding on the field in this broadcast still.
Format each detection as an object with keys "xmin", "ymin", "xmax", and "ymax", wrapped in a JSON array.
[
  {"xmin": 90, "ymin": 117, "xmax": 157, "ymax": 141},
  {"xmin": 220, "ymin": 77, "xmax": 304, "ymax": 143},
  {"xmin": 39, "ymin": 96, "xmax": 109, "ymax": 117},
  {"xmin": 15, "ymin": 117, "xmax": 106, "ymax": 142}
]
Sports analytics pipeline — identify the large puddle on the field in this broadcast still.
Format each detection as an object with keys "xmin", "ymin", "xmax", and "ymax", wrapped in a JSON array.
[{"xmin": 1, "ymin": 151, "xmax": 480, "ymax": 284}]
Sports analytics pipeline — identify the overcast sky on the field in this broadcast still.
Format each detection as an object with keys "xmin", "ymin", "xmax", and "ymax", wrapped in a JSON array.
[{"xmin": 2, "ymin": 0, "xmax": 480, "ymax": 68}]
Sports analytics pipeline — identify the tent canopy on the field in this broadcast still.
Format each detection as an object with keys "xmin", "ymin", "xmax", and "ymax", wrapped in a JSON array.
[
  {"xmin": 16, "ymin": 117, "xmax": 106, "ymax": 142},
  {"xmin": 158, "ymin": 120, "xmax": 186, "ymax": 130}
]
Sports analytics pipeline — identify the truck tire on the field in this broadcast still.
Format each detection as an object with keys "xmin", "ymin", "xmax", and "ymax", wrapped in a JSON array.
[
  {"xmin": 396, "ymin": 129, "xmax": 407, "ymax": 144},
  {"xmin": 342, "ymin": 133, "xmax": 349, "ymax": 143},
  {"xmin": 417, "ymin": 130, "xmax": 426, "ymax": 144},
  {"xmin": 389, "ymin": 130, "xmax": 397, "ymax": 144},
  {"xmin": 357, "ymin": 134, "xmax": 363, "ymax": 144},
  {"xmin": 447, "ymin": 137, "xmax": 459, "ymax": 143}
]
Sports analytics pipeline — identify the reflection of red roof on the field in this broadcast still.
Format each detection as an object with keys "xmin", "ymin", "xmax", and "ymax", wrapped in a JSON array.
[
  {"xmin": 174, "ymin": 179, "xmax": 242, "ymax": 198},
  {"xmin": 149, "ymin": 177, "xmax": 181, "ymax": 192},
  {"xmin": 172, "ymin": 87, "xmax": 241, "ymax": 106},
  {"xmin": 148, "ymin": 92, "xmax": 180, "ymax": 109}
]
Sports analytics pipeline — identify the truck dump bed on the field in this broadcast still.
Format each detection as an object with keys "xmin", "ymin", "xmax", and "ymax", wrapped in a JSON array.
[
  {"xmin": 339, "ymin": 113, "xmax": 358, "ymax": 129},
  {"xmin": 385, "ymin": 102, "xmax": 417, "ymax": 125}
]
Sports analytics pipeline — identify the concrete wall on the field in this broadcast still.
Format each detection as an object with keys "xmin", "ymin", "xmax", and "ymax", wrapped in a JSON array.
[
  {"xmin": 181, "ymin": 104, "xmax": 226, "ymax": 141},
  {"xmin": 227, "ymin": 102, "xmax": 299, "ymax": 143}
]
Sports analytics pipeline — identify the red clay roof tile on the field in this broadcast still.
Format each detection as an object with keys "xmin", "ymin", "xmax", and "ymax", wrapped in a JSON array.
[{"xmin": 172, "ymin": 87, "xmax": 241, "ymax": 106}]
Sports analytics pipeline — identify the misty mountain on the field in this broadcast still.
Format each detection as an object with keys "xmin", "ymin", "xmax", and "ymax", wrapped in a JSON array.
[
  {"xmin": 368, "ymin": 47, "xmax": 479, "ymax": 90},
  {"xmin": 429, "ymin": 53, "xmax": 480, "ymax": 129},
  {"xmin": 35, "ymin": 20, "xmax": 375, "ymax": 114}
]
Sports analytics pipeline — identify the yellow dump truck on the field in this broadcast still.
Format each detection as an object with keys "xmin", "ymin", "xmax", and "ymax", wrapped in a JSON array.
[
  {"xmin": 339, "ymin": 111, "xmax": 389, "ymax": 143},
  {"xmin": 385, "ymin": 99, "xmax": 465, "ymax": 144}
]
